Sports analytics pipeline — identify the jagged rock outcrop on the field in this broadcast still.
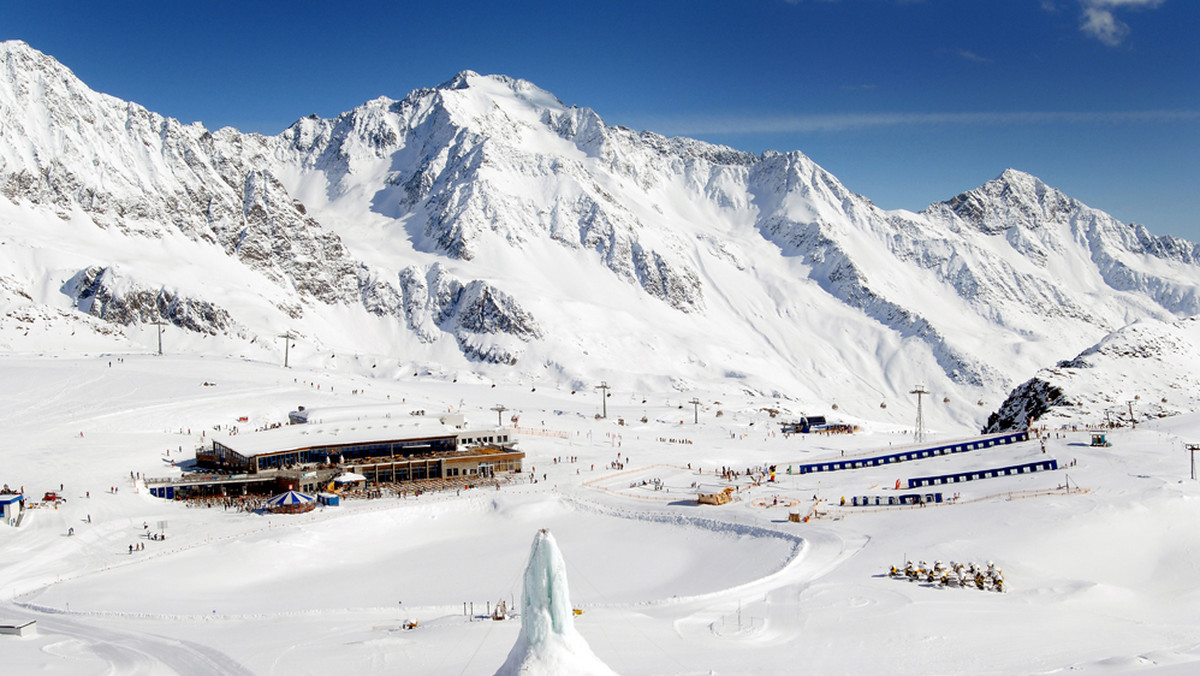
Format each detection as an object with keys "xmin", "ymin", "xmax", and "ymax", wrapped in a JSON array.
[
  {"xmin": 986, "ymin": 316, "xmax": 1200, "ymax": 430},
  {"xmin": 62, "ymin": 266, "xmax": 237, "ymax": 336},
  {"xmin": 0, "ymin": 41, "xmax": 386, "ymax": 315},
  {"xmin": 984, "ymin": 378, "xmax": 1068, "ymax": 433},
  {"xmin": 395, "ymin": 264, "xmax": 540, "ymax": 364}
]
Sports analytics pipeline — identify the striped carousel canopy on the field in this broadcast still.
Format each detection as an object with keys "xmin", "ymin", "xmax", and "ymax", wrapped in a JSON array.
[{"xmin": 266, "ymin": 490, "xmax": 315, "ymax": 507}]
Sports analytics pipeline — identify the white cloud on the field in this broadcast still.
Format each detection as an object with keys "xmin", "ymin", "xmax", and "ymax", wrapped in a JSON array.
[
  {"xmin": 1078, "ymin": 0, "xmax": 1165, "ymax": 46},
  {"xmin": 1081, "ymin": 6, "xmax": 1129, "ymax": 45},
  {"xmin": 1087, "ymin": 0, "xmax": 1165, "ymax": 7},
  {"xmin": 957, "ymin": 50, "xmax": 992, "ymax": 63},
  {"xmin": 646, "ymin": 109, "xmax": 1199, "ymax": 135}
]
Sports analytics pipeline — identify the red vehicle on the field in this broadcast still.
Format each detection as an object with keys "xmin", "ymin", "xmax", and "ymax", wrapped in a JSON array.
[{"xmin": 43, "ymin": 491, "xmax": 64, "ymax": 502}]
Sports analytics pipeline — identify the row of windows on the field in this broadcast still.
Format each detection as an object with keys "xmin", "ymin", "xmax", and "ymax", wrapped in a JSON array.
[
  {"xmin": 362, "ymin": 463, "xmax": 438, "ymax": 482},
  {"xmin": 460, "ymin": 434, "xmax": 510, "ymax": 446},
  {"xmin": 250, "ymin": 436, "xmax": 458, "ymax": 472},
  {"xmin": 445, "ymin": 459, "xmax": 522, "ymax": 477}
]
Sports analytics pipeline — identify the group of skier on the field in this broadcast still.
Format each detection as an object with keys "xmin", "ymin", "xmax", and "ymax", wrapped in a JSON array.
[{"xmin": 889, "ymin": 559, "xmax": 1005, "ymax": 592}]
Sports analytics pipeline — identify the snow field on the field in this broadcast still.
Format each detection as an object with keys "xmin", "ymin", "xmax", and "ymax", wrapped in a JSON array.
[{"xmin": 4, "ymin": 353, "xmax": 1200, "ymax": 674}]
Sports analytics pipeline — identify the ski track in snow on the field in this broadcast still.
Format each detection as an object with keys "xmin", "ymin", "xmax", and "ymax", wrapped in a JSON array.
[{"xmin": 1, "ymin": 600, "xmax": 254, "ymax": 675}]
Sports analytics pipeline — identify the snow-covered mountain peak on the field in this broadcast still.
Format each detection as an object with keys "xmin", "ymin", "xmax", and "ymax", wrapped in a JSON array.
[
  {"xmin": 0, "ymin": 39, "xmax": 65, "ymax": 77},
  {"xmin": 940, "ymin": 168, "xmax": 1076, "ymax": 235},
  {"xmin": 437, "ymin": 69, "xmax": 565, "ymax": 110},
  {"xmin": 3, "ymin": 42, "xmax": 1200, "ymax": 431}
]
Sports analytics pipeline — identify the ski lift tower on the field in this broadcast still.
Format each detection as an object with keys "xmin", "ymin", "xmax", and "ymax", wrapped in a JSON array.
[
  {"xmin": 151, "ymin": 319, "xmax": 166, "ymax": 356},
  {"xmin": 595, "ymin": 381, "xmax": 610, "ymax": 419},
  {"xmin": 278, "ymin": 331, "xmax": 295, "ymax": 368},
  {"xmin": 910, "ymin": 385, "xmax": 929, "ymax": 444},
  {"xmin": 491, "ymin": 404, "xmax": 508, "ymax": 427},
  {"xmin": 689, "ymin": 397, "xmax": 702, "ymax": 424}
]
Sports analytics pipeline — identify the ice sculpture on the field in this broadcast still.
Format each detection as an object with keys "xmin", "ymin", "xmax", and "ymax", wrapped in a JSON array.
[{"xmin": 496, "ymin": 529, "xmax": 619, "ymax": 675}]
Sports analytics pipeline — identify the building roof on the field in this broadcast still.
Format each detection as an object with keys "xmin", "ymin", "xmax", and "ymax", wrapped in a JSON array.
[{"xmin": 215, "ymin": 417, "xmax": 457, "ymax": 459}]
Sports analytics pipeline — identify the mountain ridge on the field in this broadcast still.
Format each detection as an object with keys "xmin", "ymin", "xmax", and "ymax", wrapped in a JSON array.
[{"xmin": 1, "ymin": 39, "xmax": 1197, "ymax": 429}]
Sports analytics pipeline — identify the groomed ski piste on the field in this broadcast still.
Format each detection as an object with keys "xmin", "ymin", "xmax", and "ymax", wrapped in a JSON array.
[{"xmin": 4, "ymin": 353, "xmax": 1200, "ymax": 675}]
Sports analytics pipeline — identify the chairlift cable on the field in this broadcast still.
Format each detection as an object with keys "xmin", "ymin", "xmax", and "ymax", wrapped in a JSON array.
[
  {"xmin": 455, "ymin": 553, "xmax": 527, "ymax": 675},
  {"xmin": 558, "ymin": 535, "xmax": 695, "ymax": 672}
]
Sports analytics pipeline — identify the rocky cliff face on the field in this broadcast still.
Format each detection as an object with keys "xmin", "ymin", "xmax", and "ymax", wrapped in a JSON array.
[
  {"xmin": 63, "ymin": 266, "xmax": 239, "ymax": 336},
  {"xmin": 2, "ymin": 39, "xmax": 1199, "ymax": 427},
  {"xmin": 0, "ymin": 43, "xmax": 541, "ymax": 362},
  {"xmin": 0, "ymin": 41, "xmax": 364, "ymax": 309},
  {"xmin": 985, "ymin": 317, "xmax": 1200, "ymax": 431},
  {"xmin": 395, "ymin": 264, "xmax": 541, "ymax": 364}
]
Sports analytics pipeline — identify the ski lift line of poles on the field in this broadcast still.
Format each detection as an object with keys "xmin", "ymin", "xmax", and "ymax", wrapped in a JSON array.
[{"xmin": 821, "ymin": 390, "xmax": 965, "ymax": 409}]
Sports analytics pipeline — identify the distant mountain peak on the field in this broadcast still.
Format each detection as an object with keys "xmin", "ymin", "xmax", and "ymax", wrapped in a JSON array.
[
  {"xmin": 434, "ymin": 69, "xmax": 566, "ymax": 113},
  {"xmin": 996, "ymin": 167, "xmax": 1039, "ymax": 183},
  {"xmin": 1, "ymin": 39, "xmax": 80, "ymax": 89},
  {"xmin": 939, "ymin": 167, "xmax": 1075, "ymax": 234},
  {"xmin": 0, "ymin": 38, "xmax": 36, "ymax": 55},
  {"xmin": 440, "ymin": 69, "xmax": 483, "ymax": 89}
]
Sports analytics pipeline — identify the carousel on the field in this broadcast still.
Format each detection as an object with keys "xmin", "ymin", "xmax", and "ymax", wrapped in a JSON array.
[{"xmin": 265, "ymin": 490, "xmax": 317, "ymax": 514}]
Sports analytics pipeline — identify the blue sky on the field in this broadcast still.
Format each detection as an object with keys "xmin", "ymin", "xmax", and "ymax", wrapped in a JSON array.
[{"xmin": 5, "ymin": 1, "xmax": 1197, "ymax": 238}]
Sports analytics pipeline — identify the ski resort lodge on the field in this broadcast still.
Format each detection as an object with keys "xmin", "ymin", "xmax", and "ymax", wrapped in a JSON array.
[{"xmin": 150, "ymin": 408, "xmax": 523, "ymax": 499}]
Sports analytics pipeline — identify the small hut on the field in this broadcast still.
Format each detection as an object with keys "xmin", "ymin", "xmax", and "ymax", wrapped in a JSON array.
[
  {"xmin": 0, "ymin": 493, "xmax": 23, "ymax": 524},
  {"xmin": 697, "ymin": 485, "xmax": 734, "ymax": 506},
  {"xmin": 266, "ymin": 490, "xmax": 316, "ymax": 514},
  {"xmin": 333, "ymin": 472, "xmax": 367, "ymax": 488}
]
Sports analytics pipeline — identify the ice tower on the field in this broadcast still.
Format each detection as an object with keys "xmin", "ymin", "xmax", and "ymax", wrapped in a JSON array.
[{"xmin": 496, "ymin": 529, "xmax": 619, "ymax": 676}]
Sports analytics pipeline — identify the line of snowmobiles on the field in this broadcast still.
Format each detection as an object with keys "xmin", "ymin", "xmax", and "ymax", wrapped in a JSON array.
[{"xmin": 888, "ymin": 559, "xmax": 1004, "ymax": 592}]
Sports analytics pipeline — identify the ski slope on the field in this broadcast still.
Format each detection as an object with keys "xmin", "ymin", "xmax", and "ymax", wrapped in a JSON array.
[{"xmin": 4, "ymin": 353, "xmax": 1200, "ymax": 674}]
